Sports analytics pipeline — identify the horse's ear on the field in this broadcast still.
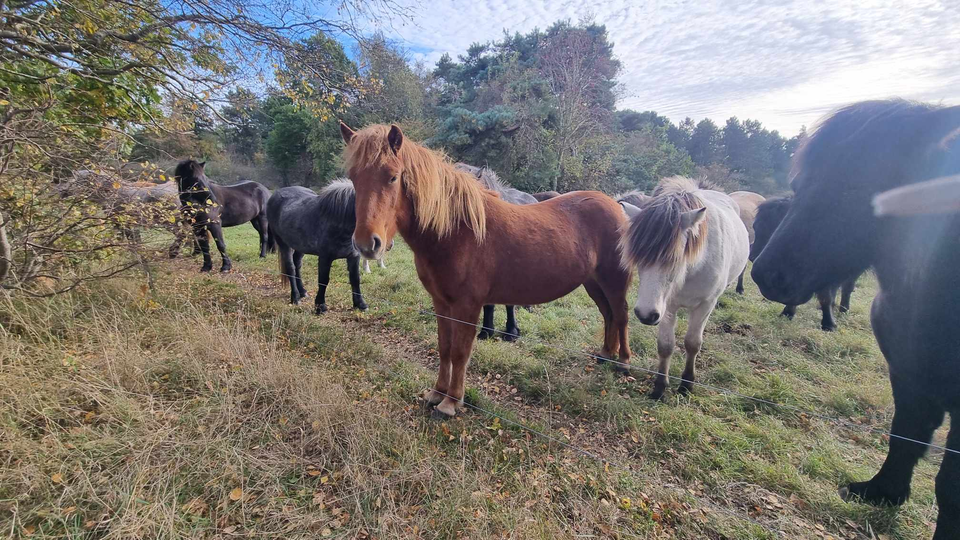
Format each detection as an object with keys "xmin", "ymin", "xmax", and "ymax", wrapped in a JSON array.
[
  {"xmin": 339, "ymin": 121, "xmax": 355, "ymax": 144},
  {"xmin": 475, "ymin": 166, "xmax": 486, "ymax": 179},
  {"xmin": 680, "ymin": 207, "xmax": 707, "ymax": 230},
  {"xmin": 620, "ymin": 201, "xmax": 643, "ymax": 219},
  {"xmin": 388, "ymin": 124, "xmax": 403, "ymax": 155},
  {"xmin": 198, "ymin": 161, "xmax": 206, "ymax": 170}
]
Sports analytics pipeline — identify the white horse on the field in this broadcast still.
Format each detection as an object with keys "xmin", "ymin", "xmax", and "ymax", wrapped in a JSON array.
[{"xmin": 620, "ymin": 177, "xmax": 749, "ymax": 399}]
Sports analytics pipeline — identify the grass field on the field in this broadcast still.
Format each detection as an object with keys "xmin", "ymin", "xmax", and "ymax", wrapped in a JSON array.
[{"xmin": 0, "ymin": 224, "xmax": 948, "ymax": 539}]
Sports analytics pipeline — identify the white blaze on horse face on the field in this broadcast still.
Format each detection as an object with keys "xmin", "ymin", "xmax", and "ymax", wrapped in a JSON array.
[{"xmin": 633, "ymin": 264, "xmax": 673, "ymax": 324}]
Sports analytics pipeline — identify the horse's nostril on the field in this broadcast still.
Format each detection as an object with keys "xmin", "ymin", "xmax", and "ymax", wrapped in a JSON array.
[
  {"xmin": 634, "ymin": 306, "xmax": 643, "ymax": 320},
  {"xmin": 371, "ymin": 234, "xmax": 383, "ymax": 253}
]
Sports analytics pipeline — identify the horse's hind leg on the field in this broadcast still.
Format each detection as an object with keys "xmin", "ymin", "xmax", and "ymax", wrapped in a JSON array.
[
  {"xmin": 597, "ymin": 274, "xmax": 632, "ymax": 366},
  {"xmin": 279, "ymin": 246, "xmax": 300, "ymax": 304},
  {"xmin": 293, "ymin": 251, "xmax": 307, "ymax": 299},
  {"xmin": 363, "ymin": 259, "xmax": 371, "ymax": 273},
  {"xmin": 816, "ymin": 287, "xmax": 837, "ymax": 331},
  {"xmin": 651, "ymin": 310, "xmax": 678, "ymax": 400},
  {"xmin": 933, "ymin": 423, "xmax": 960, "ymax": 539},
  {"xmin": 780, "ymin": 304, "xmax": 797, "ymax": 319},
  {"xmin": 736, "ymin": 267, "xmax": 746, "ymax": 294},
  {"xmin": 583, "ymin": 280, "xmax": 618, "ymax": 366},
  {"xmin": 251, "ymin": 215, "xmax": 267, "ymax": 258},
  {"xmin": 503, "ymin": 305, "xmax": 520, "ymax": 341},
  {"xmin": 347, "ymin": 255, "xmax": 368, "ymax": 310},
  {"xmin": 841, "ymin": 374, "xmax": 943, "ymax": 506},
  {"xmin": 208, "ymin": 222, "xmax": 231, "ymax": 272},
  {"xmin": 839, "ymin": 278, "xmax": 856, "ymax": 313},
  {"xmin": 477, "ymin": 305, "xmax": 496, "ymax": 340},
  {"xmin": 314, "ymin": 255, "xmax": 331, "ymax": 314},
  {"xmin": 678, "ymin": 300, "xmax": 717, "ymax": 396}
]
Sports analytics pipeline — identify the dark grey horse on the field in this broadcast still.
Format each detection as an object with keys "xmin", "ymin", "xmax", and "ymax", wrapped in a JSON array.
[
  {"xmin": 175, "ymin": 160, "xmax": 272, "ymax": 272},
  {"xmin": 616, "ymin": 190, "xmax": 651, "ymax": 210},
  {"xmin": 532, "ymin": 191, "xmax": 561, "ymax": 201},
  {"xmin": 750, "ymin": 196, "xmax": 857, "ymax": 331},
  {"xmin": 752, "ymin": 99, "xmax": 960, "ymax": 539},
  {"xmin": 267, "ymin": 180, "xmax": 368, "ymax": 314},
  {"xmin": 454, "ymin": 163, "xmax": 536, "ymax": 341}
]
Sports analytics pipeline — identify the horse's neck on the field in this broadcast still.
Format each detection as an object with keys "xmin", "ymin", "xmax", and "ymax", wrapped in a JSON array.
[{"xmin": 873, "ymin": 215, "xmax": 958, "ymax": 300}]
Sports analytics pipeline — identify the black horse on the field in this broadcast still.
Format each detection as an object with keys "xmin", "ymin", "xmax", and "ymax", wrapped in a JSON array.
[
  {"xmin": 455, "ymin": 163, "xmax": 537, "ymax": 342},
  {"xmin": 532, "ymin": 190, "xmax": 561, "ymax": 201},
  {"xmin": 267, "ymin": 180, "xmax": 369, "ymax": 314},
  {"xmin": 174, "ymin": 160, "xmax": 273, "ymax": 272},
  {"xmin": 750, "ymin": 196, "xmax": 857, "ymax": 331},
  {"xmin": 752, "ymin": 99, "xmax": 960, "ymax": 539}
]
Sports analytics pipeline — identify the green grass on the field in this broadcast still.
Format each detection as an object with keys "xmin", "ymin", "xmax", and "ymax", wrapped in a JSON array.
[{"xmin": 0, "ymin": 224, "xmax": 946, "ymax": 539}]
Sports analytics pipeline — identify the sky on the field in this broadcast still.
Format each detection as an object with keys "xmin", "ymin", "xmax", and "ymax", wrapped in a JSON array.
[{"xmin": 366, "ymin": 0, "xmax": 960, "ymax": 136}]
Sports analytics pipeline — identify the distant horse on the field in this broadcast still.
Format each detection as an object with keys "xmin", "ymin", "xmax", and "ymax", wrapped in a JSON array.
[
  {"xmin": 454, "ymin": 163, "xmax": 537, "ymax": 342},
  {"xmin": 340, "ymin": 122, "xmax": 632, "ymax": 417},
  {"xmin": 267, "ymin": 180, "xmax": 369, "ymax": 314},
  {"xmin": 174, "ymin": 160, "xmax": 272, "ymax": 272},
  {"xmin": 750, "ymin": 196, "xmax": 857, "ymax": 330},
  {"xmin": 728, "ymin": 191, "xmax": 765, "ymax": 294},
  {"xmin": 751, "ymin": 99, "xmax": 960, "ymax": 539},
  {"xmin": 616, "ymin": 190, "xmax": 651, "ymax": 210},
  {"xmin": 532, "ymin": 190, "xmax": 561, "ymax": 201},
  {"xmin": 63, "ymin": 171, "xmax": 190, "ymax": 257},
  {"xmin": 620, "ymin": 177, "xmax": 749, "ymax": 399}
]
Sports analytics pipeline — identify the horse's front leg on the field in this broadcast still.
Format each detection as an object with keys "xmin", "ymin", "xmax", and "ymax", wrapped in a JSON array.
[
  {"xmin": 503, "ymin": 305, "xmax": 520, "ymax": 341},
  {"xmin": 347, "ymin": 255, "xmax": 367, "ymax": 310},
  {"xmin": 840, "ymin": 373, "xmax": 943, "ymax": 506},
  {"xmin": 252, "ymin": 215, "xmax": 268, "ymax": 258},
  {"xmin": 678, "ymin": 300, "xmax": 716, "ymax": 395},
  {"xmin": 736, "ymin": 267, "xmax": 745, "ymax": 294},
  {"xmin": 477, "ymin": 305, "xmax": 496, "ymax": 340},
  {"xmin": 378, "ymin": 257, "xmax": 386, "ymax": 269},
  {"xmin": 424, "ymin": 310, "xmax": 453, "ymax": 407},
  {"xmin": 780, "ymin": 304, "xmax": 797, "ymax": 319},
  {"xmin": 363, "ymin": 259, "xmax": 371, "ymax": 274},
  {"xmin": 435, "ymin": 303, "xmax": 482, "ymax": 418},
  {"xmin": 293, "ymin": 251, "xmax": 307, "ymax": 299},
  {"xmin": 193, "ymin": 223, "xmax": 213, "ymax": 272},
  {"xmin": 315, "ymin": 256, "xmax": 331, "ymax": 314},
  {"xmin": 650, "ymin": 310, "xmax": 678, "ymax": 400},
  {"xmin": 208, "ymin": 222, "xmax": 231, "ymax": 272},
  {"xmin": 933, "ymin": 425, "xmax": 960, "ymax": 539}
]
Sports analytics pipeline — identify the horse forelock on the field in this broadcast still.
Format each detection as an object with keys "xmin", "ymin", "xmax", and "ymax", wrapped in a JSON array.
[
  {"xmin": 345, "ymin": 125, "xmax": 487, "ymax": 242},
  {"xmin": 620, "ymin": 180, "xmax": 708, "ymax": 273}
]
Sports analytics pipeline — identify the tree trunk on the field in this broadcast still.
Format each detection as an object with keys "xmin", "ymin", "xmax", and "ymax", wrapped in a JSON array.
[{"xmin": 0, "ymin": 211, "xmax": 10, "ymax": 286}]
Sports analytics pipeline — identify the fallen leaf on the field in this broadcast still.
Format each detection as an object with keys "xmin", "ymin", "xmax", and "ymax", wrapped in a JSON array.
[
  {"xmin": 229, "ymin": 487, "xmax": 243, "ymax": 501},
  {"xmin": 23, "ymin": 524, "xmax": 36, "ymax": 536},
  {"xmin": 51, "ymin": 473, "xmax": 63, "ymax": 483}
]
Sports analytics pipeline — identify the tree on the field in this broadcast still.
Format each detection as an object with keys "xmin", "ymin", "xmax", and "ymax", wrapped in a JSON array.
[
  {"xmin": 687, "ymin": 119, "xmax": 722, "ymax": 166},
  {"xmin": 266, "ymin": 105, "xmax": 313, "ymax": 185},
  {"xmin": 221, "ymin": 88, "xmax": 269, "ymax": 163}
]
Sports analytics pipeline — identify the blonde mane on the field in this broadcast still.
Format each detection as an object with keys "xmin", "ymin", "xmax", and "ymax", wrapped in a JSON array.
[
  {"xmin": 621, "ymin": 176, "xmax": 709, "ymax": 272},
  {"xmin": 344, "ymin": 125, "xmax": 487, "ymax": 242}
]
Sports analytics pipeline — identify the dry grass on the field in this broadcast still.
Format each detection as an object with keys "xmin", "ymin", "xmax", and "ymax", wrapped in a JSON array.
[{"xmin": 0, "ymin": 224, "xmax": 945, "ymax": 539}]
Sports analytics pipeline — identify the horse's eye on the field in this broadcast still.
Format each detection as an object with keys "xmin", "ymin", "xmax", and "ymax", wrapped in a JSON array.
[{"xmin": 389, "ymin": 175, "xmax": 398, "ymax": 184}]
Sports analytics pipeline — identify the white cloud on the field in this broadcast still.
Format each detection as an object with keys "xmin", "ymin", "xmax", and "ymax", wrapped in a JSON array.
[{"xmin": 367, "ymin": 0, "xmax": 960, "ymax": 134}]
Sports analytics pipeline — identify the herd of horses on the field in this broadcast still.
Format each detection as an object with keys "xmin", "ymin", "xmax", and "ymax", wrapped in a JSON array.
[{"xmin": 83, "ymin": 99, "xmax": 957, "ymax": 539}]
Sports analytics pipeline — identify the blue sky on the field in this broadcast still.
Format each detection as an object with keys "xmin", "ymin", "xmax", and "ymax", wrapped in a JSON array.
[{"xmin": 364, "ymin": 0, "xmax": 960, "ymax": 136}]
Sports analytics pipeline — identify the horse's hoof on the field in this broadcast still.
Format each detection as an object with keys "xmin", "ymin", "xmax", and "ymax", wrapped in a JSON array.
[
  {"xmin": 422, "ymin": 389, "xmax": 444, "ymax": 406},
  {"xmin": 354, "ymin": 301, "xmax": 368, "ymax": 311},
  {"xmin": 648, "ymin": 386, "xmax": 667, "ymax": 401},
  {"xmin": 434, "ymin": 398, "xmax": 459, "ymax": 418},
  {"xmin": 839, "ymin": 481, "xmax": 909, "ymax": 506},
  {"xmin": 678, "ymin": 382, "xmax": 693, "ymax": 396},
  {"xmin": 780, "ymin": 312, "xmax": 795, "ymax": 320},
  {"xmin": 477, "ymin": 329, "xmax": 494, "ymax": 340},
  {"xmin": 315, "ymin": 304, "xmax": 328, "ymax": 315},
  {"xmin": 502, "ymin": 329, "xmax": 520, "ymax": 342},
  {"xmin": 736, "ymin": 287, "xmax": 744, "ymax": 295},
  {"xmin": 220, "ymin": 267, "xmax": 231, "ymax": 273},
  {"xmin": 821, "ymin": 324, "xmax": 837, "ymax": 332},
  {"xmin": 200, "ymin": 266, "xmax": 212, "ymax": 273},
  {"xmin": 838, "ymin": 305, "xmax": 850, "ymax": 314}
]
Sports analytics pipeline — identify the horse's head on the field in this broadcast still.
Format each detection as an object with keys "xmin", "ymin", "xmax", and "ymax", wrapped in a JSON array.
[
  {"xmin": 620, "ymin": 177, "xmax": 708, "ymax": 326},
  {"xmin": 340, "ymin": 122, "xmax": 403, "ymax": 260},
  {"xmin": 749, "ymin": 196, "xmax": 792, "ymax": 262},
  {"xmin": 174, "ymin": 159, "xmax": 209, "ymax": 193},
  {"xmin": 752, "ymin": 100, "xmax": 960, "ymax": 305}
]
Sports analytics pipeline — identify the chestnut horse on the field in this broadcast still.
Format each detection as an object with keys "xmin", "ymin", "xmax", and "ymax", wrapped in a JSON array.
[{"xmin": 340, "ymin": 122, "xmax": 632, "ymax": 417}]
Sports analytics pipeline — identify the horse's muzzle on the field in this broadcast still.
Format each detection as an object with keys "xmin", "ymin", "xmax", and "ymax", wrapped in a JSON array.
[{"xmin": 353, "ymin": 234, "xmax": 384, "ymax": 260}]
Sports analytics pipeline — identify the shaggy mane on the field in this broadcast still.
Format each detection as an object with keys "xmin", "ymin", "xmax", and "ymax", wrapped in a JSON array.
[
  {"xmin": 344, "ymin": 125, "xmax": 487, "ymax": 241},
  {"xmin": 620, "ymin": 176, "xmax": 709, "ymax": 272}
]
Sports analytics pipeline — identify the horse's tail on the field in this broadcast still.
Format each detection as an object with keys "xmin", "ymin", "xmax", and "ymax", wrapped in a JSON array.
[
  {"xmin": 266, "ymin": 226, "xmax": 277, "ymax": 254},
  {"xmin": 276, "ymin": 246, "xmax": 286, "ymax": 288}
]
